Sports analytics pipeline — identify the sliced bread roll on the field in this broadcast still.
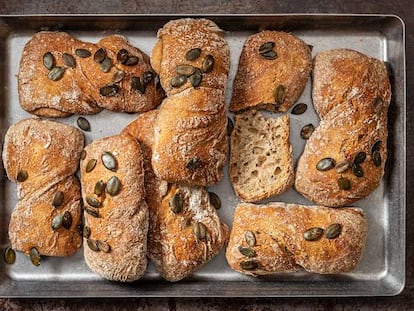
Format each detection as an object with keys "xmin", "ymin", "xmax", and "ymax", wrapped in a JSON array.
[{"xmin": 229, "ymin": 110, "xmax": 294, "ymax": 202}]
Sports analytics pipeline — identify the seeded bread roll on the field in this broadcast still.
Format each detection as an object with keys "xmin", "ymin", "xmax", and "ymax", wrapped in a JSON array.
[
  {"xmin": 18, "ymin": 31, "xmax": 163, "ymax": 117},
  {"xmin": 150, "ymin": 18, "xmax": 229, "ymax": 186},
  {"xmin": 122, "ymin": 111, "xmax": 229, "ymax": 282},
  {"xmin": 295, "ymin": 49, "xmax": 391, "ymax": 207},
  {"xmin": 2, "ymin": 118, "xmax": 84, "ymax": 258},
  {"xmin": 230, "ymin": 110, "xmax": 294, "ymax": 202},
  {"xmin": 226, "ymin": 202, "xmax": 367, "ymax": 276},
  {"xmin": 80, "ymin": 134, "xmax": 148, "ymax": 282},
  {"xmin": 230, "ymin": 31, "xmax": 312, "ymax": 113}
]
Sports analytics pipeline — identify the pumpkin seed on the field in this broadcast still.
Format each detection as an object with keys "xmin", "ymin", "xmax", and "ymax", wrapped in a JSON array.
[
  {"xmin": 4, "ymin": 247, "xmax": 16, "ymax": 265},
  {"xmin": 274, "ymin": 85, "xmax": 285, "ymax": 106},
  {"xmin": 117, "ymin": 48, "xmax": 129, "ymax": 63},
  {"xmin": 372, "ymin": 150, "xmax": 382, "ymax": 167},
  {"xmin": 101, "ymin": 151, "xmax": 117, "ymax": 171},
  {"xmin": 300, "ymin": 123, "xmax": 314, "ymax": 139},
  {"xmin": 112, "ymin": 70, "xmax": 125, "ymax": 83},
  {"xmin": 354, "ymin": 151, "xmax": 366, "ymax": 164},
  {"xmin": 94, "ymin": 180, "xmax": 105, "ymax": 196},
  {"xmin": 83, "ymin": 226, "xmax": 91, "ymax": 238},
  {"xmin": 291, "ymin": 103, "xmax": 307, "ymax": 115},
  {"xmin": 338, "ymin": 177, "xmax": 351, "ymax": 190},
  {"xmin": 372, "ymin": 96, "xmax": 384, "ymax": 113},
  {"xmin": 142, "ymin": 71, "xmax": 154, "ymax": 85},
  {"xmin": 48, "ymin": 66, "xmax": 65, "ymax": 81},
  {"xmin": 303, "ymin": 227, "xmax": 324, "ymax": 241},
  {"xmin": 193, "ymin": 222, "xmax": 207, "ymax": 240},
  {"xmin": 176, "ymin": 64, "xmax": 196, "ymax": 76},
  {"xmin": 186, "ymin": 48, "xmax": 202, "ymax": 61},
  {"xmin": 94, "ymin": 48, "xmax": 106, "ymax": 63},
  {"xmin": 62, "ymin": 53, "xmax": 76, "ymax": 68},
  {"xmin": 326, "ymin": 223, "xmax": 342, "ymax": 239},
  {"xmin": 77, "ymin": 116, "xmax": 90, "ymax": 131},
  {"xmin": 227, "ymin": 117, "xmax": 234, "ymax": 136},
  {"xmin": 186, "ymin": 157, "xmax": 202, "ymax": 170},
  {"xmin": 62, "ymin": 211, "xmax": 72, "ymax": 229},
  {"xmin": 99, "ymin": 57, "xmax": 112, "ymax": 73},
  {"xmin": 131, "ymin": 76, "xmax": 146, "ymax": 94},
  {"xmin": 169, "ymin": 190, "xmax": 183, "ymax": 214},
  {"xmin": 106, "ymin": 176, "xmax": 121, "ymax": 196},
  {"xmin": 97, "ymin": 240, "xmax": 111, "ymax": 253},
  {"xmin": 202, "ymin": 55, "xmax": 214, "ymax": 73},
  {"xmin": 52, "ymin": 191, "xmax": 64, "ymax": 207},
  {"xmin": 29, "ymin": 247, "xmax": 41, "ymax": 266},
  {"xmin": 352, "ymin": 163, "xmax": 364, "ymax": 177},
  {"xmin": 86, "ymin": 159, "xmax": 97, "ymax": 173},
  {"xmin": 209, "ymin": 192, "xmax": 221, "ymax": 210},
  {"xmin": 245, "ymin": 231, "xmax": 256, "ymax": 247},
  {"xmin": 86, "ymin": 239, "xmax": 99, "ymax": 252},
  {"xmin": 316, "ymin": 158, "xmax": 335, "ymax": 171},
  {"xmin": 335, "ymin": 160, "xmax": 349, "ymax": 173},
  {"xmin": 124, "ymin": 56, "xmax": 139, "ymax": 66},
  {"xmin": 51, "ymin": 214, "xmax": 63, "ymax": 230},
  {"xmin": 85, "ymin": 206, "xmax": 99, "ymax": 218},
  {"xmin": 240, "ymin": 260, "xmax": 259, "ymax": 270},
  {"xmin": 86, "ymin": 196, "xmax": 101, "ymax": 208},
  {"xmin": 189, "ymin": 68, "xmax": 202, "ymax": 87},
  {"xmin": 238, "ymin": 246, "xmax": 256, "ymax": 257},
  {"xmin": 171, "ymin": 75, "xmax": 187, "ymax": 88},
  {"xmin": 371, "ymin": 140, "xmax": 382, "ymax": 154},
  {"xmin": 261, "ymin": 50, "xmax": 277, "ymax": 60},
  {"xmin": 43, "ymin": 52, "xmax": 55, "ymax": 70},
  {"xmin": 81, "ymin": 150, "xmax": 87, "ymax": 160},
  {"xmin": 75, "ymin": 48, "xmax": 91, "ymax": 58},
  {"xmin": 99, "ymin": 84, "xmax": 119, "ymax": 97},
  {"xmin": 259, "ymin": 42, "xmax": 275, "ymax": 54},
  {"xmin": 16, "ymin": 170, "xmax": 28, "ymax": 182}
]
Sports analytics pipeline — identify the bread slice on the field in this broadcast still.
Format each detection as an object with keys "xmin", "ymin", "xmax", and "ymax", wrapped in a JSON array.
[
  {"xmin": 226, "ymin": 202, "xmax": 367, "ymax": 276},
  {"xmin": 229, "ymin": 110, "xmax": 294, "ymax": 202}
]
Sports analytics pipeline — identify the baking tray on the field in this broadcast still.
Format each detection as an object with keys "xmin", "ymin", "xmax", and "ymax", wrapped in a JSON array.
[{"xmin": 0, "ymin": 14, "xmax": 406, "ymax": 297}]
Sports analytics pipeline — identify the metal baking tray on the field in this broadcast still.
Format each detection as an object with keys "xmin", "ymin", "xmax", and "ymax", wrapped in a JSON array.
[{"xmin": 0, "ymin": 14, "xmax": 406, "ymax": 297}]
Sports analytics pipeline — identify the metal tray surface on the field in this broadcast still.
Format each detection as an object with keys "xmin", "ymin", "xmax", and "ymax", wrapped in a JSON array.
[{"xmin": 0, "ymin": 15, "xmax": 406, "ymax": 297}]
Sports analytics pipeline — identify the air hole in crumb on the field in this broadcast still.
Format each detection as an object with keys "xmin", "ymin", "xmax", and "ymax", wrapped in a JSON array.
[
  {"xmin": 274, "ymin": 167, "xmax": 281, "ymax": 175},
  {"xmin": 252, "ymin": 170, "xmax": 258, "ymax": 177}
]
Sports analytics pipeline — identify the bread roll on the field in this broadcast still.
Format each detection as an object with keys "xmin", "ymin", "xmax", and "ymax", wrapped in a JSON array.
[
  {"xmin": 150, "ymin": 18, "xmax": 229, "ymax": 186},
  {"xmin": 230, "ymin": 31, "xmax": 312, "ymax": 112},
  {"xmin": 123, "ymin": 111, "xmax": 229, "ymax": 282},
  {"xmin": 230, "ymin": 110, "xmax": 294, "ymax": 202},
  {"xmin": 80, "ymin": 134, "xmax": 148, "ymax": 282},
  {"xmin": 295, "ymin": 49, "xmax": 391, "ymax": 207},
  {"xmin": 2, "ymin": 118, "xmax": 84, "ymax": 258},
  {"xmin": 18, "ymin": 31, "xmax": 163, "ymax": 117},
  {"xmin": 226, "ymin": 202, "xmax": 367, "ymax": 276}
]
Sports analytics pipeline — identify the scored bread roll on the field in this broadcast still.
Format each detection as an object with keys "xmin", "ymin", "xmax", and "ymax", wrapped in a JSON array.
[
  {"xmin": 295, "ymin": 49, "xmax": 391, "ymax": 207},
  {"xmin": 230, "ymin": 110, "xmax": 294, "ymax": 202},
  {"xmin": 226, "ymin": 202, "xmax": 367, "ymax": 276},
  {"xmin": 18, "ymin": 31, "xmax": 163, "ymax": 117},
  {"xmin": 230, "ymin": 31, "xmax": 312, "ymax": 113},
  {"xmin": 80, "ymin": 134, "xmax": 148, "ymax": 282},
  {"xmin": 2, "ymin": 118, "xmax": 84, "ymax": 258},
  {"xmin": 151, "ymin": 18, "xmax": 229, "ymax": 186},
  {"xmin": 122, "ymin": 111, "xmax": 229, "ymax": 282}
]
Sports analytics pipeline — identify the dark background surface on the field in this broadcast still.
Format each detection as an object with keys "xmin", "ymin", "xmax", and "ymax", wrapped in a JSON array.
[{"xmin": 0, "ymin": 0, "xmax": 412, "ymax": 310}]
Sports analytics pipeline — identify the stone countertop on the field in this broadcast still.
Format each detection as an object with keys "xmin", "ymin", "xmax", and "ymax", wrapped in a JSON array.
[{"xmin": 0, "ymin": 0, "xmax": 412, "ymax": 310}]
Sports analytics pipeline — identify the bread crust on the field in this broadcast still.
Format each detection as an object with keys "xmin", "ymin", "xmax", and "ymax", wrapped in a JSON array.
[
  {"xmin": 230, "ymin": 31, "xmax": 312, "ymax": 112},
  {"xmin": 123, "ymin": 111, "xmax": 229, "ymax": 282},
  {"xmin": 295, "ymin": 49, "xmax": 391, "ymax": 207},
  {"xmin": 18, "ymin": 31, "xmax": 163, "ymax": 116},
  {"xmin": 81, "ymin": 134, "xmax": 148, "ymax": 282},
  {"xmin": 2, "ymin": 118, "xmax": 84, "ymax": 257},
  {"xmin": 230, "ymin": 110, "xmax": 294, "ymax": 202},
  {"xmin": 226, "ymin": 202, "xmax": 367, "ymax": 276}
]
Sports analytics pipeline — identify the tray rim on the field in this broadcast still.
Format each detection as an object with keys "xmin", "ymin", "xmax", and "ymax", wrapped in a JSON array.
[{"xmin": 0, "ymin": 13, "xmax": 406, "ymax": 298}]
